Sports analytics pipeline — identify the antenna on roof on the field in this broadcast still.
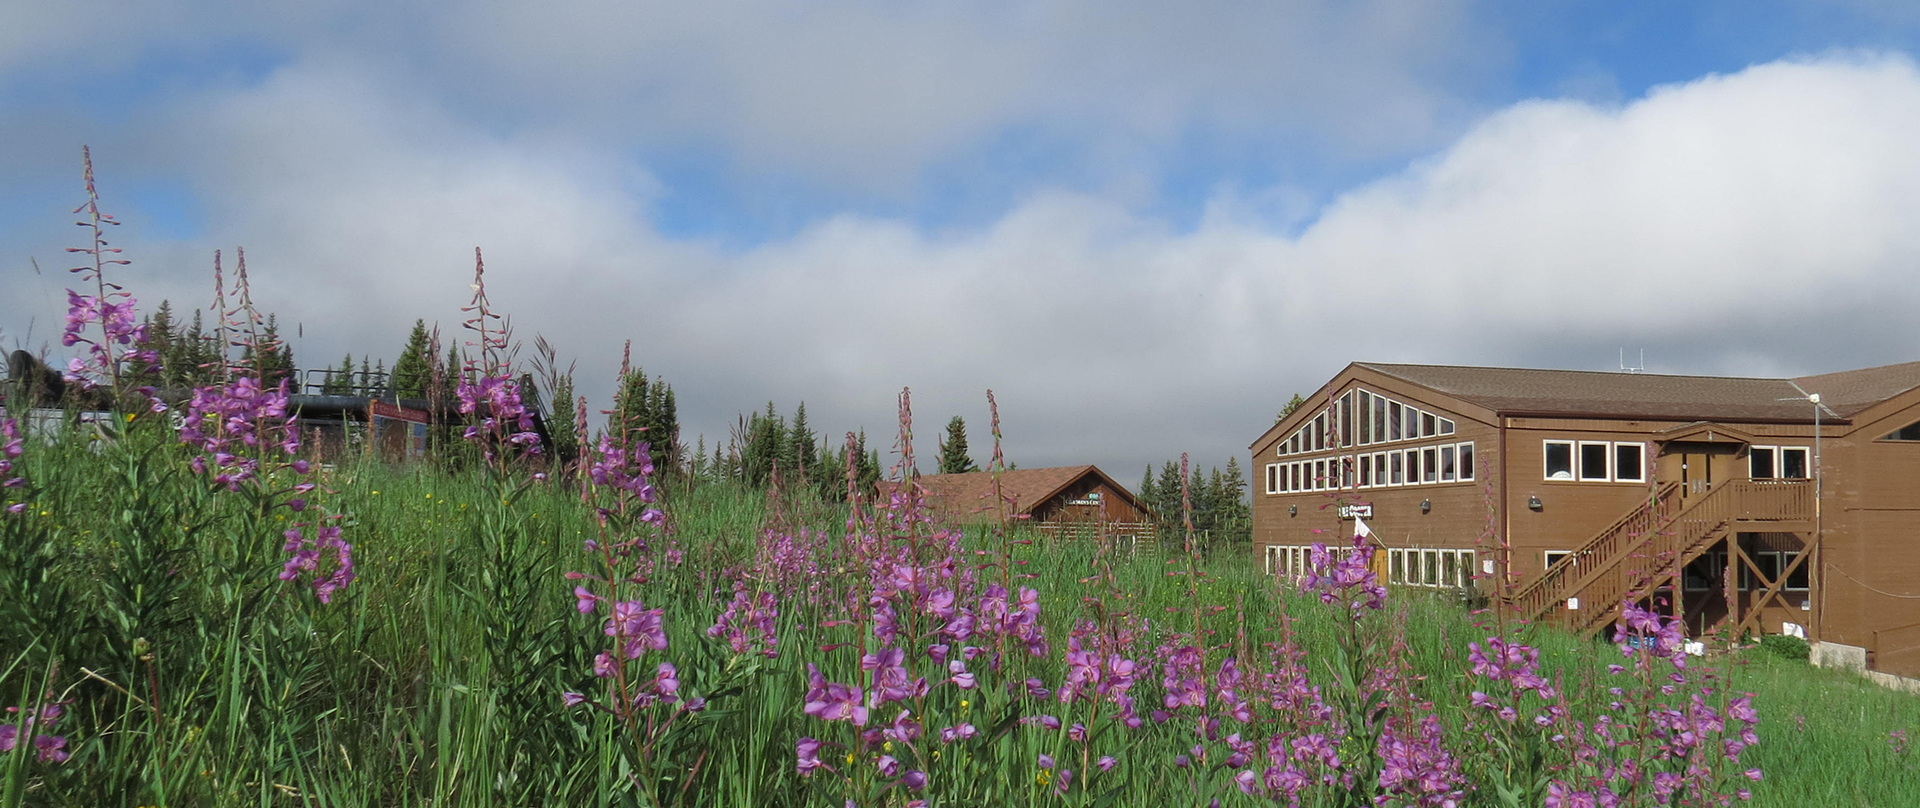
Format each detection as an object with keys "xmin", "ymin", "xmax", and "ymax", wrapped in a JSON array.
[{"xmin": 1619, "ymin": 348, "xmax": 1644, "ymax": 374}]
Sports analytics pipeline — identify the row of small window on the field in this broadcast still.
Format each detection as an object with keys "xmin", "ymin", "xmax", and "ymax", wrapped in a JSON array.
[
  {"xmin": 1265, "ymin": 442, "xmax": 1476, "ymax": 494},
  {"xmin": 1388, "ymin": 548, "xmax": 1478, "ymax": 589},
  {"xmin": 1265, "ymin": 544, "xmax": 1339, "ymax": 579},
  {"xmin": 1277, "ymin": 389, "xmax": 1457, "ymax": 456},
  {"xmin": 1680, "ymin": 550, "xmax": 1809, "ymax": 592},
  {"xmin": 1748, "ymin": 446, "xmax": 1811, "ymax": 480},
  {"xmin": 1542, "ymin": 441, "xmax": 1646, "ymax": 482}
]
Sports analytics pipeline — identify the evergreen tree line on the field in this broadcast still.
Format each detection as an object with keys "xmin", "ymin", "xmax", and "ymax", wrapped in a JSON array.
[
  {"xmin": 131, "ymin": 300, "xmax": 295, "ymax": 388},
  {"xmin": 681, "ymin": 402, "xmax": 882, "ymax": 502},
  {"xmin": 1139, "ymin": 457, "xmax": 1252, "ymax": 551}
]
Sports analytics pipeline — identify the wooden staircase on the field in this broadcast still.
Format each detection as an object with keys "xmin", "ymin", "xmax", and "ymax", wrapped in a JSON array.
[{"xmin": 1511, "ymin": 479, "xmax": 1814, "ymax": 635}]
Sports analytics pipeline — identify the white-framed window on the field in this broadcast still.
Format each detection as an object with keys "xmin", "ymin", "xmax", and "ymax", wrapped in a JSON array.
[
  {"xmin": 1389, "ymin": 452, "xmax": 1403, "ymax": 485},
  {"xmin": 1578, "ymin": 441, "xmax": 1611, "ymax": 481},
  {"xmin": 1266, "ymin": 463, "xmax": 1280, "ymax": 495},
  {"xmin": 1740, "ymin": 550, "xmax": 1810, "ymax": 591},
  {"xmin": 1388, "ymin": 547, "xmax": 1475, "ymax": 588},
  {"xmin": 1374, "ymin": 453, "xmax": 1388, "ymax": 487},
  {"xmin": 1615, "ymin": 443, "xmax": 1646, "ymax": 483},
  {"xmin": 1458, "ymin": 442, "xmax": 1476, "ymax": 482},
  {"xmin": 1422, "ymin": 447, "xmax": 1438, "ymax": 483},
  {"xmin": 1358, "ymin": 391, "xmax": 1373, "ymax": 444},
  {"xmin": 1545, "ymin": 440, "xmax": 1646, "ymax": 482},
  {"xmin": 1543, "ymin": 550, "xmax": 1571, "ymax": 571},
  {"xmin": 1544, "ymin": 441, "xmax": 1575, "ymax": 480},
  {"xmin": 1405, "ymin": 449, "xmax": 1420, "ymax": 485},
  {"xmin": 1750, "ymin": 446, "xmax": 1811, "ymax": 480},
  {"xmin": 1359, "ymin": 454, "xmax": 1374, "ymax": 487},
  {"xmin": 1440, "ymin": 445, "xmax": 1457, "ymax": 482}
]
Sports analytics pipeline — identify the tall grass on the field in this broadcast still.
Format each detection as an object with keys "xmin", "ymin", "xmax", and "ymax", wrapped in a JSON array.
[{"xmin": 0, "ymin": 415, "xmax": 1916, "ymax": 806}]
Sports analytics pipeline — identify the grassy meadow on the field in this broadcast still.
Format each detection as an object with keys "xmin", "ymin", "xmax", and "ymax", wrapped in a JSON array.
[{"xmin": 1, "ymin": 411, "xmax": 1918, "ymax": 807}]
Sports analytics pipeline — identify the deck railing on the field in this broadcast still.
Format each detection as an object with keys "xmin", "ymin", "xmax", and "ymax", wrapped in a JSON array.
[{"xmin": 1514, "ymin": 479, "xmax": 1815, "ymax": 631}]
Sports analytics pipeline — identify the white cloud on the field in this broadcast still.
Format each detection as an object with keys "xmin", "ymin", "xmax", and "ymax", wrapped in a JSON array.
[{"xmin": 11, "ymin": 52, "xmax": 1920, "ymax": 480}]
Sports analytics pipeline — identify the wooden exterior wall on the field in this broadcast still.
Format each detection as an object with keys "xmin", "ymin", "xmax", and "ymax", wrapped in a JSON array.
[{"xmin": 1250, "ymin": 364, "xmax": 1920, "ymax": 678}]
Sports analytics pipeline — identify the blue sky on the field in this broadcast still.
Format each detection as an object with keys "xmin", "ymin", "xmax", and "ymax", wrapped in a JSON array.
[{"xmin": 7, "ymin": 1, "xmax": 1920, "ymax": 477}]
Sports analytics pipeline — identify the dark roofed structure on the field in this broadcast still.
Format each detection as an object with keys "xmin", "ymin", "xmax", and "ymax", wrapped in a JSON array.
[
  {"xmin": 1353, "ymin": 359, "xmax": 1920, "ymax": 424},
  {"xmin": 887, "ymin": 465, "xmax": 1158, "ymax": 550}
]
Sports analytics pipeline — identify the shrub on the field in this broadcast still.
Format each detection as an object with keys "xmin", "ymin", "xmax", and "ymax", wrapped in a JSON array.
[{"xmin": 1762, "ymin": 633, "xmax": 1812, "ymax": 662}]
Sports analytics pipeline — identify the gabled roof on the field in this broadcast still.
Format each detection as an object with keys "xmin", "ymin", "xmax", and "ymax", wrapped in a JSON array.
[
  {"xmin": 1791, "ymin": 360, "xmax": 1920, "ymax": 418},
  {"xmin": 1352, "ymin": 362, "xmax": 1875, "ymax": 424},
  {"xmin": 887, "ymin": 465, "xmax": 1149, "ymax": 524}
]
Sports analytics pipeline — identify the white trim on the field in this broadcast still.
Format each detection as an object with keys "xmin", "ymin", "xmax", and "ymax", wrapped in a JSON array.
[
  {"xmin": 1614, "ymin": 443, "xmax": 1646, "ymax": 483},
  {"xmin": 1577, "ymin": 441, "xmax": 1612, "ymax": 482},
  {"xmin": 1544, "ymin": 440, "xmax": 1575, "ymax": 480}
]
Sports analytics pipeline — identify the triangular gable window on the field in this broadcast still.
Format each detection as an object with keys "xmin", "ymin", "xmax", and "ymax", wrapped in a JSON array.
[{"xmin": 1885, "ymin": 420, "xmax": 1920, "ymax": 441}]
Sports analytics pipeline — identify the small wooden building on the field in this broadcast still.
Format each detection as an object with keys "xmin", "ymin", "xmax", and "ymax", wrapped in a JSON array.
[
  {"xmin": 1251, "ymin": 360, "xmax": 1920, "ymax": 678},
  {"xmin": 898, "ymin": 465, "xmax": 1158, "ymax": 550}
]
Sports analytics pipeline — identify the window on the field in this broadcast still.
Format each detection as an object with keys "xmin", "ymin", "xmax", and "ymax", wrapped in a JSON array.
[
  {"xmin": 1741, "ymin": 550, "xmax": 1810, "ymax": 591},
  {"xmin": 1781, "ymin": 551, "xmax": 1809, "ymax": 591},
  {"xmin": 1885, "ymin": 420, "xmax": 1920, "ymax": 441},
  {"xmin": 1423, "ymin": 550, "xmax": 1439, "ymax": 585},
  {"xmin": 1544, "ymin": 441, "xmax": 1574, "ymax": 480},
  {"xmin": 1389, "ymin": 402, "xmax": 1403, "ymax": 441},
  {"xmin": 1360, "ymin": 456, "xmax": 1373, "ymax": 487},
  {"xmin": 1578, "ymin": 442, "xmax": 1611, "ymax": 481},
  {"xmin": 1544, "ymin": 551, "xmax": 1571, "ymax": 571},
  {"xmin": 1315, "ymin": 460, "xmax": 1328, "ymax": 490},
  {"xmin": 1358, "ymin": 392, "xmax": 1373, "ymax": 444},
  {"xmin": 1440, "ymin": 445, "xmax": 1457, "ymax": 482},
  {"xmin": 1782, "ymin": 448, "xmax": 1809, "ymax": 479},
  {"xmin": 1683, "ymin": 552, "xmax": 1722, "ymax": 592},
  {"xmin": 1374, "ymin": 397, "xmax": 1387, "ymax": 443},
  {"xmin": 1442, "ymin": 552, "xmax": 1457, "ymax": 587},
  {"xmin": 1290, "ymin": 433, "xmax": 1301, "ymax": 454},
  {"xmin": 1439, "ymin": 417, "xmax": 1456, "ymax": 435},
  {"xmin": 1422, "ymin": 448, "xmax": 1438, "ymax": 483},
  {"xmin": 1458, "ymin": 442, "xmax": 1476, "ymax": 481},
  {"xmin": 1405, "ymin": 449, "xmax": 1421, "ymax": 485},
  {"xmin": 1341, "ymin": 393, "xmax": 1355, "ymax": 447},
  {"xmin": 1390, "ymin": 550, "xmax": 1406, "ymax": 584},
  {"xmin": 1390, "ymin": 452, "xmax": 1403, "ymax": 485},
  {"xmin": 1615, "ymin": 443, "xmax": 1645, "ymax": 483},
  {"xmin": 1422, "ymin": 412, "xmax": 1437, "ymax": 438},
  {"xmin": 1266, "ymin": 464, "xmax": 1279, "ymax": 495},
  {"xmin": 1374, "ymin": 454, "xmax": 1387, "ymax": 486},
  {"xmin": 1751, "ymin": 446, "xmax": 1810, "ymax": 480},
  {"xmin": 1313, "ymin": 415, "xmax": 1326, "ymax": 451},
  {"xmin": 1406, "ymin": 408, "xmax": 1422, "ymax": 439}
]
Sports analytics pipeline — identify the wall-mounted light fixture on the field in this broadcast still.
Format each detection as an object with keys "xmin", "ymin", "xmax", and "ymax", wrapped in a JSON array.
[
  {"xmin": 1420, "ymin": 499, "xmax": 1431, "ymax": 514},
  {"xmin": 1528, "ymin": 495, "xmax": 1543, "ymax": 511},
  {"xmin": 1288, "ymin": 504, "xmax": 1298, "ymax": 517}
]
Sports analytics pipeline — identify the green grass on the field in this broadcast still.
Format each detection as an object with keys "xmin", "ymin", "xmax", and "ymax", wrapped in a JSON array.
[{"xmin": 2, "ymin": 415, "xmax": 1918, "ymax": 806}]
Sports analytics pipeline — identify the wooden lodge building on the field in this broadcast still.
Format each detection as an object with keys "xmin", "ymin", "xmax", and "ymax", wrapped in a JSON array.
[
  {"xmin": 900, "ymin": 465, "xmax": 1158, "ymax": 550},
  {"xmin": 1251, "ymin": 360, "xmax": 1920, "ymax": 678}
]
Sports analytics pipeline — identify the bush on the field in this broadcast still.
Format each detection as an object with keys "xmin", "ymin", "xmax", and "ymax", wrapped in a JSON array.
[{"xmin": 1762, "ymin": 633, "xmax": 1812, "ymax": 662}]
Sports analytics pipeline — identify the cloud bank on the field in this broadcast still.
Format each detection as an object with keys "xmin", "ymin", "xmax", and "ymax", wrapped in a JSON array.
[{"xmin": 8, "ymin": 48, "xmax": 1920, "ymax": 480}]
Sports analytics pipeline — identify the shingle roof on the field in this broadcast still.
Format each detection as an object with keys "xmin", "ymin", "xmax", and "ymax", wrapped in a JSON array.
[
  {"xmin": 882, "ymin": 465, "xmax": 1145, "ymax": 525},
  {"xmin": 1354, "ymin": 360, "xmax": 1920, "ymax": 424}
]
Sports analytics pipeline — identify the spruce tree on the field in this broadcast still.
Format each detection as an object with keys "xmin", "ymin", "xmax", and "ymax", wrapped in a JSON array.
[
  {"xmin": 789, "ymin": 403, "xmax": 818, "ymax": 477},
  {"xmin": 1140, "ymin": 465, "xmax": 1157, "ymax": 510},
  {"xmin": 323, "ymin": 355, "xmax": 354, "ymax": 395},
  {"xmin": 392, "ymin": 319, "xmax": 433, "ymax": 398},
  {"xmin": 936, "ymin": 416, "xmax": 978, "ymax": 475},
  {"xmin": 1279, "ymin": 392, "xmax": 1307, "ymax": 422}
]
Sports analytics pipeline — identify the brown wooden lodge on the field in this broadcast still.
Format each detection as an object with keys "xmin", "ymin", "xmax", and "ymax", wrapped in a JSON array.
[
  {"xmin": 1252, "ymin": 360, "xmax": 1920, "ymax": 678},
  {"xmin": 898, "ymin": 465, "xmax": 1158, "ymax": 551}
]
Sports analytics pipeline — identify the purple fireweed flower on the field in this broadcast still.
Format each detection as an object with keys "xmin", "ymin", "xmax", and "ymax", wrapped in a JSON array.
[
  {"xmin": 180, "ymin": 376, "xmax": 301, "ymax": 490},
  {"xmin": 456, "ymin": 374, "xmax": 543, "ymax": 461},
  {"xmin": 876, "ymin": 754, "xmax": 901, "ymax": 778},
  {"xmin": 708, "ymin": 582, "xmax": 779, "ymax": 657},
  {"xmin": 606, "ymin": 600, "xmax": 669, "ymax": 658},
  {"xmin": 901, "ymin": 770, "xmax": 927, "ymax": 791},
  {"xmin": 0, "ymin": 415, "xmax": 23, "ymax": 499},
  {"xmin": 279, "ymin": 523, "xmax": 354, "ymax": 604},
  {"xmin": 804, "ymin": 680, "xmax": 870, "ymax": 726},
  {"xmin": 1097, "ymin": 755, "xmax": 1118, "ymax": 772},
  {"xmin": 561, "ymin": 692, "xmax": 587, "ymax": 708},
  {"xmin": 797, "ymin": 737, "xmax": 826, "ymax": 775}
]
